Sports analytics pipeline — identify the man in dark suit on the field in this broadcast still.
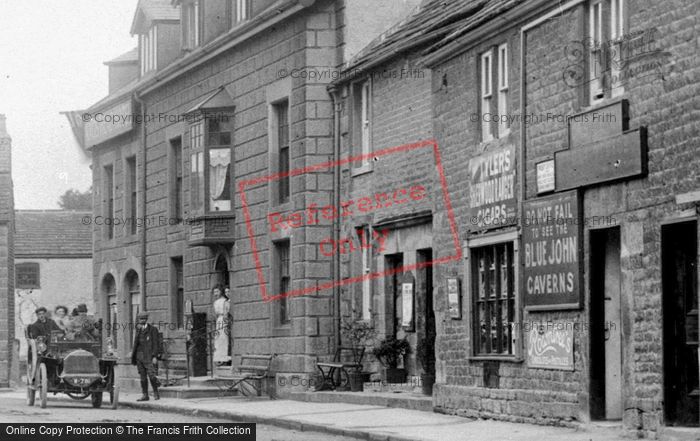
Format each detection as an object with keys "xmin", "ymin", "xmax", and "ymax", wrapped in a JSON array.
[
  {"xmin": 28, "ymin": 307, "xmax": 61, "ymax": 340},
  {"xmin": 131, "ymin": 311, "xmax": 161, "ymax": 401}
]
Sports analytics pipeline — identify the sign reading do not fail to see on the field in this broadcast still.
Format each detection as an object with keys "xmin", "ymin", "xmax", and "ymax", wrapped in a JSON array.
[{"xmin": 522, "ymin": 190, "xmax": 582, "ymax": 310}]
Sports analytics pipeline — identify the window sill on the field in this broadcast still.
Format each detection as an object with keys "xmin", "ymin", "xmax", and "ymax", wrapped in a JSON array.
[
  {"xmin": 469, "ymin": 355, "xmax": 523, "ymax": 363},
  {"xmin": 581, "ymin": 94, "xmax": 627, "ymax": 113},
  {"xmin": 351, "ymin": 163, "xmax": 373, "ymax": 177}
]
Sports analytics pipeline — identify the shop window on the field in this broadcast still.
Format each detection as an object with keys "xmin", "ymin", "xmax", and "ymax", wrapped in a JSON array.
[
  {"xmin": 472, "ymin": 242, "xmax": 516, "ymax": 357},
  {"xmin": 16, "ymin": 262, "xmax": 40, "ymax": 289}
]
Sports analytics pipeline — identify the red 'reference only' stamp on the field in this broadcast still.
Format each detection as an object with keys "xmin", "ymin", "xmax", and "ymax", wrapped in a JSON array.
[{"xmin": 238, "ymin": 140, "xmax": 461, "ymax": 302}]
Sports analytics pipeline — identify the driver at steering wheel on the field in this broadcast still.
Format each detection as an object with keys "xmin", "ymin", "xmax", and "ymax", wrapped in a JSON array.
[{"xmin": 28, "ymin": 307, "xmax": 61, "ymax": 340}]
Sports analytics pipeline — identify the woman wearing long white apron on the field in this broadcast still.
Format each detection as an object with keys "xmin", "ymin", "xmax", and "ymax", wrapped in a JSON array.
[{"xmin": 212, "ymin": 286, "xmax": 230, "ymax": 364}]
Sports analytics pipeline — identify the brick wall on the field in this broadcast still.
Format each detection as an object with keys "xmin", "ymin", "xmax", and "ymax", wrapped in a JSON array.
[
  {"xmin": 337, "ymin": 52, "xmax": 434, "ymax": 372},
  {"xmin": 0, "ymin": 117, "xmax": 15, "ymax": 387}
]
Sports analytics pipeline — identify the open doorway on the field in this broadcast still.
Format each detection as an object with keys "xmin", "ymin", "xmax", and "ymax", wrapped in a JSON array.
[
  {"xmin": 590, "ymin": 227, "xmax": 622, "ymax": 420},
  {"xmin": 662, "ymin": 220, "xmax": 699, "ymax": 427}
]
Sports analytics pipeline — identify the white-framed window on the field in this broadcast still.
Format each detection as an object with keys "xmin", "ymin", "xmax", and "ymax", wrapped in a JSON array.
[
  {"xmin": 352, "ymin": 80, "xmax": 371, "ymax": 171},
  {"xmin": 140, "ymin": 26, "xmax": 157, "ymax": 75},
  {"xmin": 480, "ymin": 50, "xmax": 493, "ymax": 142},
  {"xmin": 497, "ymin": 44, "xmax": 509, "ymax": 137},
  {"xmin": 231, "ymin": 0, "xmax": 251, "ymax": 26},
  {"xmin": 357, "ymin": 226, "xmax": 372, "ymax": 321},
  {"xmin": 183, "ymin": 0, "xmax": 200, "ymax": 49},
  {"xmin": 188, "ymin": 115, "xmax": 233, "ymax": 215},
  {"xmin": 480, "ymin": 44, "xmax": 509, "ymax": 142},
  {"xmin": 588, "ymin": 0, "xmax": 626, "ymax": 103}
]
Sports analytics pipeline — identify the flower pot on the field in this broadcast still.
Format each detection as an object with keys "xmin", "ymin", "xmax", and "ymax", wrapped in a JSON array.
[
  {"xmin": 349, "ymin": 371, "xmax": 364, "ymax": 392},
  {"xmin": 385, "ymin": 367, "xmax": 407, "ymax": 384},
  {"xmin": 420, "ymin": 373, "xmax": 435, "ymax": 396}
]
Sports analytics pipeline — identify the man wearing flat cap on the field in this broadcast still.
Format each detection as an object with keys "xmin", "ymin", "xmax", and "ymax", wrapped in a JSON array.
[
  {"xmin": 28, "ymin": 307, "xmax": 61, "ymax": 340},
  {"xmin": 131, "ymin": 311, "xmax": 161, "ymax": 401}
]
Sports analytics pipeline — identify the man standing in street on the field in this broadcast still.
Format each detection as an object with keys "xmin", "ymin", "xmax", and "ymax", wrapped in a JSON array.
[{"xmin": 131, "ymin": 311, "xmax": 161, "ymax": 401}]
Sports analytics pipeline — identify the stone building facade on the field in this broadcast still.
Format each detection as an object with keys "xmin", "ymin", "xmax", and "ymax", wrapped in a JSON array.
[
  {"xmin": 75, "ymin": 0, "xmax": 426, "ymax": 390},
  {"xmin": 0, "ymin": 114, "xmax": 17, "ymax": 387},
  {"xmin": 420, "ymin": 0, "xmax": 699, "ymax": 436}
]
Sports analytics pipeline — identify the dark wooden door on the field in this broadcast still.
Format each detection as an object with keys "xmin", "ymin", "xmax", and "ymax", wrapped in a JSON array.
[{"xmin": 662, "ymin": 220, "xmax": 699, "ymax": 427}]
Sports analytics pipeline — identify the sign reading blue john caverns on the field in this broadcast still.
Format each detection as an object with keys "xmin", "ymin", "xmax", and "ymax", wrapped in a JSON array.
[{"xmin": 522, "ymin": 190, "xmax": 582, "ymax": 310}]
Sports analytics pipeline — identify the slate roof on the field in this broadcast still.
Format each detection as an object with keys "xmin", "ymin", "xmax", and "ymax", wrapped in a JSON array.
[
  {"xmin": 14, "ymin": 210, "xmax": 92, "ymax": 257},
  {"xmin": 336, "ymin": 0, "xmax": 488, "ymax": 81},
  {"xmin": 104, "ymin": 48, "xmax": 139, "ymax": 65},
  {"xmin": 131, "ymin": 0, "xmax": 180, "ymax": 34},
  {"xmin": 336, "ymin": 0, "xmax": 526, "ymax": 81}
]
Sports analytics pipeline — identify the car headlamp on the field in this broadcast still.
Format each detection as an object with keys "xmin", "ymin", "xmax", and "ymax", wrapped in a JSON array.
[{"xmin": 36, "ymin": 336, "xmax": 47, "ymax": 354}]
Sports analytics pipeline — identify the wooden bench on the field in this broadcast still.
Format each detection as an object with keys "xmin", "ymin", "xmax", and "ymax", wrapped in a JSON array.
[
  {"xmin": 217, "ymin": 354, "xmax": 275, "ymax": 397},
  {"xmin": 316, "ymin": 346, "xmax": 365, "ymax": 391}
]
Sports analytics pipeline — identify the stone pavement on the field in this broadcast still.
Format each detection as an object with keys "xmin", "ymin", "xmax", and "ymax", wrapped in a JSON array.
[
  {"xmin": 116, "ymin": 391, "xmax": 628, "ymax": 440},
  {"xmin": 0, "ymin": 389, "xmax": 631, "ymax": 440}
]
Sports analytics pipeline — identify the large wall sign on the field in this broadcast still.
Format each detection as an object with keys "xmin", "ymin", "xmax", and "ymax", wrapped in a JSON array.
[
  {"xmin": 522, "ymin": 190, "xmax": 582, "ymax": 310},
  {"xmin": 468, "ymin": 145, "xmax": 517, "ymax": 231},
  {"xmin": 526, "ymin": 323, "xmax": 574, "ymax": 370}
]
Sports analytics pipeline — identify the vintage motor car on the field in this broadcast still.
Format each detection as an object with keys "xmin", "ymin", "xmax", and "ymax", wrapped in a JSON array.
[{"xmin": 25, "ymin": 320, "xmax": 119, "ymax": 409}]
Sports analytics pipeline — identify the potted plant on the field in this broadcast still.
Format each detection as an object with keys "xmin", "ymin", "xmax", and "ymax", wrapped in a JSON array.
[
  {"xmin": 372, "ymin": 337, "xmax": 411, "ymax": 383},
  {"xmin": 340, "ymin": 318, "xmax": 377, "ymax": 392},
  {"xmin": 416, "ymin": 329, "xmax": 436, "ymax": 395}
]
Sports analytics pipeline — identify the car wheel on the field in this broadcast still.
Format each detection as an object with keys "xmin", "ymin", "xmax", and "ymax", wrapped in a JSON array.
[
  {"xmin": 110, "ymin": 387, "xmax": 119, "ymax": 410},
  {"xmin": 38, "ymin": 363, "xmax": 47, "ymax": 409},
  {"xmin": 91, "ymin": 392, "xmax": 103, "ymax": 408}
]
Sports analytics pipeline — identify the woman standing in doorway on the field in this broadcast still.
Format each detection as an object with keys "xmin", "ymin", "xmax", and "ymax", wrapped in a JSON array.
[{"xmin": 212, "ymin": 285, "xmax": 230, "ymax": 365}]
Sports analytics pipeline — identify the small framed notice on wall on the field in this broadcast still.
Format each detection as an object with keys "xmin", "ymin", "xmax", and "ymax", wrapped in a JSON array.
[
  {"xmin": 447, "ymin": 277, "xmax": 461, "ymax": 319},
  {"xmin": 401, "ymin": 282, "xmax": 415, "ymax": 331}
]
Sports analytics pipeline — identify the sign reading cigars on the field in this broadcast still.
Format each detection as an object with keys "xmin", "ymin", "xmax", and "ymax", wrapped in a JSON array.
[
  {"xmin": 468, "ymin": 145, "xmax": 517, "ymax": 231},
  {"xmin": 522, "ymin": 190, "xmax": 582, "ymax": 310}
]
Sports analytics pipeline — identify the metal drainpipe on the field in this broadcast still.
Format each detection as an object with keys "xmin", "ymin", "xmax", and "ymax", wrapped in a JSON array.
[
  {"xmin": 134, "ymin": 93, "xmax": 147, "ymax": 314},
  {"xmin": 330, "ymin": 87, "xmax": 342, "ymax": 351}
]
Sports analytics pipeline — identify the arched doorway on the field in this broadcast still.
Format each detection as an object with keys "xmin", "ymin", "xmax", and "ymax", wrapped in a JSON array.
[
  {"xmin": 125, "ymin": 270, "xmax": 140, "ymax": 347},
  {"xmin": 214, "ymin": 253, "xmax": 230, "ymax": 290},
  {"xmin": 101, "ymin": 274, "xmax": 117, "ymax": 349}
]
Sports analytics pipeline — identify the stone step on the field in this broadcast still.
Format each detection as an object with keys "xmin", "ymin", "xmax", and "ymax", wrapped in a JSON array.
[
  {"xmin": 158, "ymin": 385, "xmax": 239, "ymax": 399},
  {"xmin": 289, "ymin": 389, "xmax": 433, "ymax": 412}
]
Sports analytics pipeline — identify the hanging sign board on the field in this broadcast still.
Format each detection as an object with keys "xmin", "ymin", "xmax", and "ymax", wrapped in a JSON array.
[{"xmin": 522, "ymin": 190, "xmax": 583, "ymax": 310}]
